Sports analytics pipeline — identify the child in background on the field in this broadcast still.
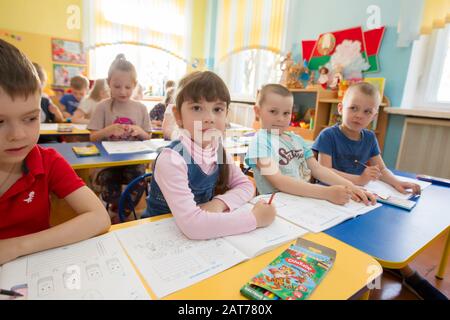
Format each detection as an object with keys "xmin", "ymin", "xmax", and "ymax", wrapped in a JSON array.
[
  {"xmin": 72, "ymin": 79, "xmax": 109, "ymax": 124},
  {"xmin": 245, "ymin": 84, "xmax": 376, "ymax": 205},
  {"xmin": 0, "ymin": 39, "xmax": 110, "ymax": 265},
  {"xmin": 312, "ymin": 82, "xmax": 447, "ymax": 300},
  {"xmin": 145, "ymin": 71, "xmax": 275, "ymax": 239},
  {"xmin": 88, "ymin": 54, "xmax": 151, "ymax": 223},
  {"xmin": 59, "ymin": 75, "xmax": 89, "ymax": 118},
  {"xmin": 32, "ymin": 62, "xmax": 65, "ymax": 124},
  {"xmin": 162, "ymin": 79, "xmax": 181, "ymax": 140},
  {"xmin": 149, "ymin": 87, "xmax": 175, "ymax": 129}
]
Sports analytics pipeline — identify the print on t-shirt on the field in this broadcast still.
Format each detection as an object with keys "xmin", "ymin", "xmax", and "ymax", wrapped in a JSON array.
[{"xmin": 109, "ymin": 117, "xmax": 138, "ymax": 141}]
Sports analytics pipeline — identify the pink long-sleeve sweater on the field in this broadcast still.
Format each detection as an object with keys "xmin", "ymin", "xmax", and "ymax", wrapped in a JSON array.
[{"xmin": 153, "ymin": 132, "xmax": 257, "ymax": 239}]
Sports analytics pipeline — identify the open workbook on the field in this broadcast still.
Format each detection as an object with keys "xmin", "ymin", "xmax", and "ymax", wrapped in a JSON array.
[
  {"xmin": 102, "ymin": 139, "xmax": 171, "ymax": 154},
  {"xmin": 1, "ymin": 192, "xmax": 380, "ymax": 300},
  {"xmin": 0, "ymin": 233, "xmax": 150, "ymax": 300},
  {"xmin": 251, "ymin": 192, "xmax": 381, "ymax": 233},
  {"xmin": 114, "ymin": 215, "xmax": 308, "ymax": 298}
]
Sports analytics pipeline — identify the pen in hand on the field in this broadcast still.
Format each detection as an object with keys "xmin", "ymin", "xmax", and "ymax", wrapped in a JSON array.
[
  {"xmin": 354, "ymin": 160, "xmax": 368, "ymax": 168},
  {"xmin": 0, "ymin": 289, "xmax": 23, "ymax": 297},
  {"xmin": 268, "ymin": 192, "xmax": 276, "ymax": 205}
]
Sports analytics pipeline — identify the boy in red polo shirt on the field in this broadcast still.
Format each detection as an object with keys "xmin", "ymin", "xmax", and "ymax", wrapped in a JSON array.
[{"xmin": 0, "ymin": 39, "xmax": 111, "ymax": 265}]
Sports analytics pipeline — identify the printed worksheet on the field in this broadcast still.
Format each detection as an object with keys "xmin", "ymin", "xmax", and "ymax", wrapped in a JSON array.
[
  {"xmin": 114, "ymin": 218, "xmax": 247, "ymax": 298},
  {"xmin": 223, "ymin": 206, "xmax": 308, "ymax": 258},
  {"xmin": 39, "ymin": 123, "xmax": 58, "ymax": 131},
  {"xmin": 114, "ymin": 215, "xmax": 307, "ymax": 298},
  {"xmin": 0, "ymin": 257, "xmax": 28, "ymax": 300},
  {"xmin": 102, "ymin": 140, "xmax": 170, "ymax": 154},
  {"xmin": 251, "ymin": 192, "xmax": 381, "ymax": 233},
  {"xmin": 25, "ymin": 233, "xmax": 150, "ymax": 300},
  {"xmin": 72, "ymin": 124, "xmax": 88, "ymax": 130},
  {"xmin": 364, "ymin": 175, "xmax": 431, "ymax": 200}
]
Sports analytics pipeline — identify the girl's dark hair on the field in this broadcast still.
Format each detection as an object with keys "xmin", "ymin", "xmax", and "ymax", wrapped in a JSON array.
[{"xmin": 176, "ymin": 71, "xmax": 231, "ymax": 195}]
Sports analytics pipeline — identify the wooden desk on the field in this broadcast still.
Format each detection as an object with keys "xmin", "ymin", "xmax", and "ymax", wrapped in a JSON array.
[
  {"xmin": 110, "ymin": 216, "xmax": 383, "ymax": 300},
  {"xmin": 326, "ymin": 170, "xmax": 450, "ymax": 279}
]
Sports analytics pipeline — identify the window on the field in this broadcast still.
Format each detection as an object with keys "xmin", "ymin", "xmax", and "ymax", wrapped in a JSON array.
[
  {"xmin": 89, "ymin": 44, "xmax": 187, "ymax": 96},
  {"xmin": 437, "ymin": 30, "xmax": 450, "ymax": 103},
  {"xmin": 402, "ymin": 24, "xmax": 450, "ymax": 109},
  {"xmin": 85, "ymin": 0, "xmax": 189, "ymax": 95},
  {"xmin": 216, "ymin": 49, "xmax": 283, "ymax": 99}
]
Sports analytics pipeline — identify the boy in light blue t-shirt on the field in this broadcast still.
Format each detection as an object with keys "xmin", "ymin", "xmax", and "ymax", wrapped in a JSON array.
[{"xmin": 245, "ymin": 84, "xmax": 375, "ymax": 206}]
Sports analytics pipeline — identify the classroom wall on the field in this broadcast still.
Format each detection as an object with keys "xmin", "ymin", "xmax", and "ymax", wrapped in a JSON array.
[
  {"xmin": 0, "ymin": 0, "xmax": 83, "ymax": 86},
  {"xmin": 286, "ymin": 0, "xmax": 413, "ymax": 167}
]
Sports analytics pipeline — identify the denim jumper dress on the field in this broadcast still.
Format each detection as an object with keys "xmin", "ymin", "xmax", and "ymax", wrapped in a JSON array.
[{"xmin": 144, "ymin": 140, "xmax": 219, "ymax": 217}]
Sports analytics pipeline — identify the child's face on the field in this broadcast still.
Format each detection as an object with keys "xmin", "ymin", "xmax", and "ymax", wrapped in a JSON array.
[
  {"xmin": 175, "ymin": 98, "xmax": 227, "ymax": 148},
  {"xmin": 0, "ymin": 89, "xmax": 41, "ymax": 166},
  {"xmin": 109, "ymin": 71, "xmax": 136, "ymax": 103},
  {"xmin": 72, "ymin": 88, "xmax": 87, "ymax": 102},
  {"xmin": 255, "ymin": 92, "xmax": 293, "ymax": 135},
  {"xmin": 339, "ymin": 90, "xmax": 379, "ymax": 132}
]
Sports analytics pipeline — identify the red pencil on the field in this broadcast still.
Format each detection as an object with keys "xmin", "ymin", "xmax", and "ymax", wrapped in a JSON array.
[{"xmin": 268, "ymin": 192, "xmax": 276, "ymax": 205}]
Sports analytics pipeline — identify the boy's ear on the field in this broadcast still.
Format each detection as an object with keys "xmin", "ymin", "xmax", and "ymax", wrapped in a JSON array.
[
  {"xmin": 254, "ymin": 105, "xmax": 261, "ymax": 121},
  {"xmin": 337, "ymin": 103, "xmax": 344, "ymax": 115}
]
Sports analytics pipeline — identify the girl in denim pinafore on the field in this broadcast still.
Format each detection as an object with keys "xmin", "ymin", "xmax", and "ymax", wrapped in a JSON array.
[{"xmin": 144, "ymin": 140, "xmax": 219, "ymax": 217}]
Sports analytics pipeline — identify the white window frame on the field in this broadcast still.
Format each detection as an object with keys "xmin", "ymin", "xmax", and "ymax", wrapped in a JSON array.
[{"xmin": 402, "ymin": 24, "xmax": 450, "ymax": 110}]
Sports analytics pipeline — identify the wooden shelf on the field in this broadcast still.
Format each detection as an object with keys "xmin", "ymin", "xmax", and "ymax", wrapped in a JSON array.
[
  {"xmin": 319, "ymin": 98, "xmax": 387, "ymax": 106},
  {"xmin": 286, "ymin": 89, "xmax": 390, "ymax": 151}
]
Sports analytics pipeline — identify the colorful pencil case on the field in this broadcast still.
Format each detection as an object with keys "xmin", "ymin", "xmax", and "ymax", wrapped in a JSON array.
[{"xmin": 240, "ymin": 238, "xmax": 336, "ymax": 300}]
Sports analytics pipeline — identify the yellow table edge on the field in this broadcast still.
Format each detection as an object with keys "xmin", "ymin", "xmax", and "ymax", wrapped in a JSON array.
[
  {"xmin": 72, "ymin": 159, "xmax": 154, "ymax": 170},
  {"xmin": 109, "ymin": 215, "xmax": 383, "ymax": 300}
]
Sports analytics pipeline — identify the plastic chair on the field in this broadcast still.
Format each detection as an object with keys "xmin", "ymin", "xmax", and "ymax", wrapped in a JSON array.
[{"xmin": 117, "ymin": 173, "xmax": 152, "ymax": 223}]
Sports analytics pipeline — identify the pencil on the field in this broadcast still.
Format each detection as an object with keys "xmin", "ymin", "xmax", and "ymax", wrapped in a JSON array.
[
  {"xmin": 268, "ymin": 192, "xmax": 276, "ymax": 205},
  {"xmin": 354, "ymin": 160, "xmax": 368, "ymax": 168},
  {"xmin": 0, "ymin": 289, "xmax": 23, "ymax": 297}
]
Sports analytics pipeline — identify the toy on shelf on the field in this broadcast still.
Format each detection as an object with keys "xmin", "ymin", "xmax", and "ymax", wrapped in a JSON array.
[
  {"xmin": 329, "ymin": 64, "xmax": 344, "ymax": 90},
  {"xmin": 280, "ymin": 52, "xmax": 295, "ymax": 87},
  {"xmin": 318, "ymin": 66, "xmax": 330, "ymax": 89},
  {"xmin": 287, "ymin": 62, "xmax": 305, "ymax": 89}
]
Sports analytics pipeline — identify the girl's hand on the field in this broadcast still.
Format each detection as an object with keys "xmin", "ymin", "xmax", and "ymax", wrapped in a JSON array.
[
  {"xmin": 358, "ymin": 166, "xmax": 381, "ymax": 185},
  {"xmin": 199, "ymin": 199, "xmax": 229, "ymax": 213},
  {"xmin": 349, "ymin": 186, "xmax": 377, "ymax": 205},
  {"xmin": 129, "ymin": 125, "xmax": 148, "ymax": 139},
  {"xmin": 108, "ymin": 124, "xmax": 127, "ymax": 137},
  {"xmin": 394, "ymin": 181, "xmax": 421, "ymax": 195},
  {"xmin": 325, "ymin": 185, "xmax": 352, "ymax": 205},
  {"xmin": 252, "ymin": 200, "xmax": 276, "ymax": 227},
  {"xmin": 0, "ymin": 239, "xmax": 20, "ymax": 266}
]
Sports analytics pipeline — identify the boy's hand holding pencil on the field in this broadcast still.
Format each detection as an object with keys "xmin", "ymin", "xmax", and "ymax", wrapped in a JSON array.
[
  {"xmin": 252, "ymin": 193, "xmax": 276, "ymax": 227},
  {"xmin": 355, "ymin": 160, "xmax": 381, "ymax": 185}
]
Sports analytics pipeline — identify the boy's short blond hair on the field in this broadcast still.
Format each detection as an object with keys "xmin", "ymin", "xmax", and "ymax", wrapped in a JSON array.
[
  {"xmin": 343, "ymin": 82, "xmax": 382, "ymax": 107},
  {"xmin": 257, "ymin": 84, "xmax": 293, "ymax": 107},
  {"xmin": 70, "ymin": 75, "xmax": 89, "ymax": 91},
  {"xmin": 0, "ymin": 39, "xmax": 40, "ymax": 99}
]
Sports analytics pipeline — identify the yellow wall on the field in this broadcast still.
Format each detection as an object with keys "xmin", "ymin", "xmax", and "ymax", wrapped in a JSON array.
[{"xmin": 0, "ymin": 0, "xmax": 83, "ymax": 86}]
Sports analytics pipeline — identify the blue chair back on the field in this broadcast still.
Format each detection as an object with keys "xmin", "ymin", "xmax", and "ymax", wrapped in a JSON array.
[{"xmin": 118, "ymin": 173, "xmax": 152, "ymax": 223}]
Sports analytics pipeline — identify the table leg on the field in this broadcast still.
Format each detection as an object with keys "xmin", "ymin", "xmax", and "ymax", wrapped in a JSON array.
[
  {"xmin": 436, "ymin": 230, "xmax": 450, "ymax": 280},
  {"xmin": 359, "ymin": 290, "xmax": 371, "ymax": 300}
]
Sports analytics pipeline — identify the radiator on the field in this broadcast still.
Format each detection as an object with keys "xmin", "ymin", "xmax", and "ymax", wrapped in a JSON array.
[{"xmin": 396, "ymin": 117, "xmax": 450, "ymax": 179}]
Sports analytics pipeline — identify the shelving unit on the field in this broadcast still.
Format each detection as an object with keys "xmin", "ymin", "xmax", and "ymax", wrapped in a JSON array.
[{"xmin": 287, "ymin": 89, "xmax": 390, "ymax": 152}]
